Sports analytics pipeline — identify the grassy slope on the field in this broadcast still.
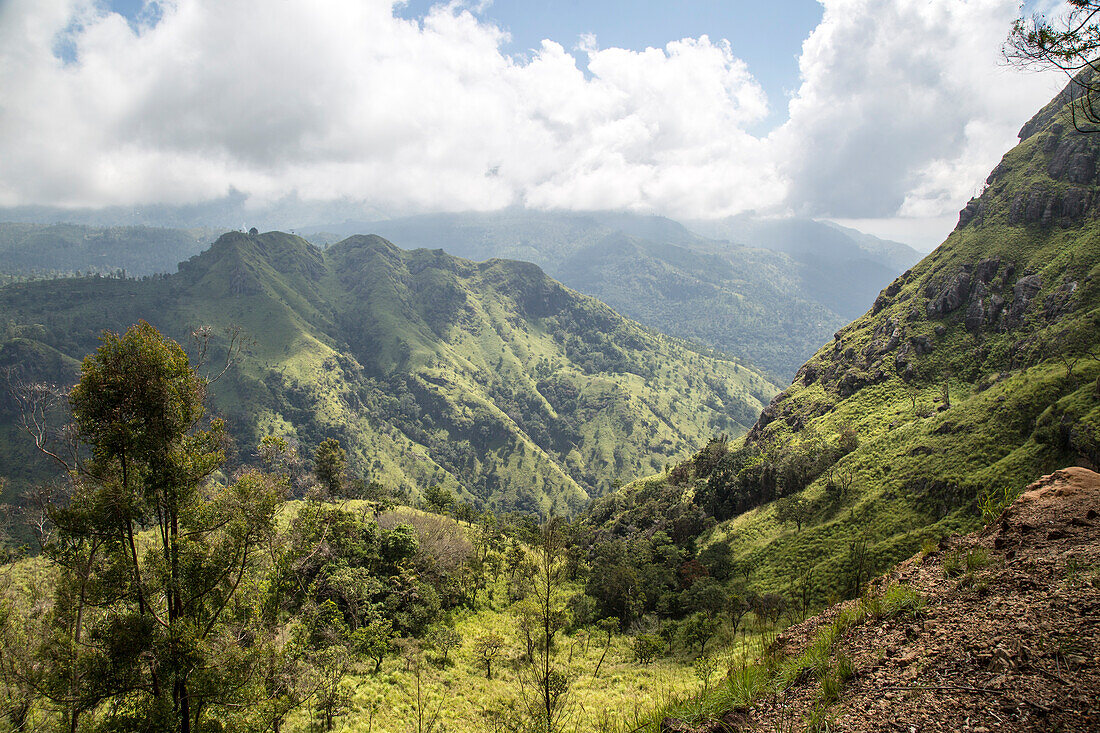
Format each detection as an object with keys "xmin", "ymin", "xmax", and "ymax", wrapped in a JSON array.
[
  {"xmin": 325, "ymin": 576, "xmax": 703, "ymax": 733},
  {"xmin": 0, "ymin": 232, "xmax": 779, "ymax": 514},
  {"xmin": 601, "ymin": 82, "xmax": 1100, "ymax": 607},
  {"xmin": 315, "ymin": 211, "xmax": 913, "ymax": 380}
]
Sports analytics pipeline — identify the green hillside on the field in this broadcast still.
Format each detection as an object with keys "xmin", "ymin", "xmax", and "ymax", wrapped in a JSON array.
[
  {"xmin": 309, "ymin": 211, "xmax": 919, "ymax": 379},
  {"xmin": 0, "ymin": 232, "xmax": 778, "ymax": 514},
  {"xmin": 580, "ymin": 78, "xmax": 1100, "ymax": 611},
  {"xmin": 0, "ymin": 212, "xmax": 917, "ymax": 380}
]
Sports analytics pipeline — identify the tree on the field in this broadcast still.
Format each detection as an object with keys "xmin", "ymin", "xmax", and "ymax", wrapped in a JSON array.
[
  {"xmin": 46, "ymin": 322, "xmax": 284, "ymax": 732},
  {"xmin": 473, "ymin": 632, "xmax": 507, "ymax": 680},
  {"xmin": 592, "ymin": 617, "xmax": 619, "ymax": 678},
  {"xmin": 425, "ymin": 626, "xmax": 462, "ymax": 665},
  {"xmin": 682, "ymin": 578, "xmax": 725, "ymax": 618},
  {"xmin": 725, "ymin": 591, "xmax": 750, "ymax": 638},
  {"xmin": 775, "ymin": 494, "xmax": 813, "ymax": 532},
  {"xmin": 631, "ymin": 633, "xmax": 663, "ymax": 665},
  {"xmin": 423, "ymin": 484, "xmax": 456, "ymax": 516},
  {"xmin": 679, "ymin": 612, "xmax": 720, "ymax": 655},
  {"xmin": 314, "ymin": 438, "xmax": 347, "ymax": 498},
  {"xmin": 1007, "ymin": 2, "xmax": 1100, "ymax": 131},
  {"xmin": 514, "ymin": 518, "xmax": 573, "ymax": 732}
]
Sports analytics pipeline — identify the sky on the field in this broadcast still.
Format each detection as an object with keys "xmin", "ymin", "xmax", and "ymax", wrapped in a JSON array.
[{"xmin": 0, "ymin": 0, "xmax": 1070, "ymax": 250}]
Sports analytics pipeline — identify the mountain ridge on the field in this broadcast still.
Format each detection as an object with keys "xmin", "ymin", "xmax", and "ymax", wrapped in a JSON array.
[{"xmin": 0, "ymin": 231, "xmax": 779, "ymax": 515}]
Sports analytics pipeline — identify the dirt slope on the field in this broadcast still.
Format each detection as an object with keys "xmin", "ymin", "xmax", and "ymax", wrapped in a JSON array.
[{"xmin": 713, "ymin": 468, "xmax": 1100, "ymax": 732}]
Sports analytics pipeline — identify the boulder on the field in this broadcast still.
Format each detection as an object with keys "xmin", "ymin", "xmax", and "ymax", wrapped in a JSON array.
[
  {"xmin": 974, "ymin": 257, "xmax": 1001, "ymax": 284},
  {"xmin": 965, "ymin": 298, "xmax": 986, "ymax": 333},
  {"xmin": 1044, "ymin": 280, "xmax": 1079, "ymax": 321},
  {"xmin": 926, "ymin": 271, "xmax": 972, "ymax": 318},
  {"xmin": 1005, "ymin": 274, "xmax": 1042, "ymax": 328},
  {"xmin": 911, "ymin": 335, "xmax": 934, "ymax": 355}
]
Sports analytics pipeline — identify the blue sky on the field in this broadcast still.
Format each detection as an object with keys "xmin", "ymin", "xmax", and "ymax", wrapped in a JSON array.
[
  {"xmin": 392, "ymin": 0, "xmax": 823, "ymax": 131},
  {"xmin": 0, "ymin": 0, "xmax": 1070, "ymax": 248}
]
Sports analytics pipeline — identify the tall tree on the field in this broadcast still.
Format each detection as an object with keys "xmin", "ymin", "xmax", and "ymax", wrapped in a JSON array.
[
  {"xmin": 313, "ymin": 438, "xmax": 347, "ymax": 499},
  {"xmin": 46, "ymin": 321, "xmax": 284, "ymax": 732},
  {"xmin": 519, "ymin": 519, "xmax": 572, "ymax": 733}
]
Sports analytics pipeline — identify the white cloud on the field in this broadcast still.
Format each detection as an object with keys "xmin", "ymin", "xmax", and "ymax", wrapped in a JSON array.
[
  {"xmin": 0, "ymin": 0, "xmax": 778, "ymax": 217},
  {"xmin": 774, "ymin": 0, "xmax": 1066, "ymax": 219},
  {"xmin": 0, "ymin": 0, "xmax": 1072, "ymax": 224}
]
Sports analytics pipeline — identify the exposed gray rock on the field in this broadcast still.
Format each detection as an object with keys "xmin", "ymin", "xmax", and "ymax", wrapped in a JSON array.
[
  {"xmin": 975, "ymin": 257, "xmax": 1001, "ymax": 284},
  {"xmin": 911, "ymin": 335, "xmax": 934, "ymax": 355},
  {"xmin": 989, "ymin": 294, "xmax": 1005, "ymax": 323},
  {"xmin": 1047, "ymin": 137, "xmax": 1097, "ymax": 184},
  {"xmin": 873, "ymin": 276, "xmax": 907, "ymax": 313},
  {"xmin": 894, "ymin": 343, "xmax": 911, "ymax": 372},
  {"xmin": 838, "ymin": 370, "xmax": 867, "ymax": 397},
  {"xmin": 1042, "ymin": 124, "xmax": 1064, "ymax": 152},
  {"xmin": 926, "ymin": 270, "xmax": 972, "ymax": 318},
  {"xmin": 1044, "ymin": 280, "xmax": 1079, "ymax": 321},
  {"xmin": 1014, "ymin": 274, "xmax": 1042, "ymax": 300},
  {"xmin": 1007, "ymin": 183, "xmax": 1097, "ymax": 227},
  {"xmin": 957, "ymin": 198, "xmax": 983, "ymax": 229},
  {"xmin": 1005, "ymin": 274, "xmax": 1042, "ymax": 328},
  {"xmin": 965, "ymin": 297, "xmax": 986, "ymax": 333}
]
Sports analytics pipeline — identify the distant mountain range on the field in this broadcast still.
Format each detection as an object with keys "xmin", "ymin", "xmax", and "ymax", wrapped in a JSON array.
[
  {"xmin": 305, "ymin": 211, "xmax": 922, "ymax": 379},
  {"xmin": 0, "ymin": 211, "xmax": 920, "ymax": 380}
]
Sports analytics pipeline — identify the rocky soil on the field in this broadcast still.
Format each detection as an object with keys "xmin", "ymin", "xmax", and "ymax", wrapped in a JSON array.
[{"xmin": 676, "ymin": 467, "xmax": 1100, "ymax": 732}]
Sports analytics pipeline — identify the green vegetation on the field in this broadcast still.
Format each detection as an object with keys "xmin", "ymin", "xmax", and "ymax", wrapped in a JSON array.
[
  {"xmin": 0, "ymin": 232, "xmax": 778, "ymax": 515},
  {"xmin": 328, "ymin": 210, "xmax": 918, "ymax": 379},
  {"xmin": 0, "ymin": 222, "xmax": 215, "ymax": 277},
  {"xmin": 573, "ymin": 78, "xmax": 1100, "ymax": 626},
  {"xmin": 614, "ymin": 582, "xmax": 923, "ymax": 732},
  {"xmin": 0, "ymin": 323, "xmax": 791, "ymax": 733}
]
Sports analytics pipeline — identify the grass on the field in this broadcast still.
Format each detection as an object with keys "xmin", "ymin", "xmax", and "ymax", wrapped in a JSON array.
[
  {"xmin": 305, "ymin": 588, "xmax": 709, "ymax": 733},
  {"xmin": 944, "ymin": 546, "xmax": 990, "ymax": 579},
  {"xmin": 603, "ymin": 583, "xmax": 924, "ymax": 733}
]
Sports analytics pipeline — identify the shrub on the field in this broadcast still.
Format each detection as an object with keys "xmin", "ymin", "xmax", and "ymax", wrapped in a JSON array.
[{"xmin": 632, "ymin": 633, "xmax": 664, "ymax": 665}]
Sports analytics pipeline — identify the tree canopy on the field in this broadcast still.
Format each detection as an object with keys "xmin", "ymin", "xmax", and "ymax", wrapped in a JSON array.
[{"xmin": 1008, "ymin": 1, "xmax": 1100, "ymax": 129}]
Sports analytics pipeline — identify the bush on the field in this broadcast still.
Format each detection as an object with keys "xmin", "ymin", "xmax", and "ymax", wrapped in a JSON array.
[{"xmin": 632, "ymin": 633, "xmax": 664, "ymax": 665}]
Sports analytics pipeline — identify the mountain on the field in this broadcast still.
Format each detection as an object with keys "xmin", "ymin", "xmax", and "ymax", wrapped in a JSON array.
[
  {"xmin": 0, "ymin": 222, "xmax": 216, "ymax": 276},
  {"xmin": 578, "ymin": 76, "xmax": 1100, "ymax": 613},
  {"xmin": 0, "ymin": 211, "xmax": 918, "ymax": 380},
  {"xmin": 306, "ymin": 210, "xmax": 919, "ymax": 378},
  {"xmin": 684, "ymin": 215, "xmax": 923, "ymax": 317},
  {"xmin": 0, "ymin": 231, "xmax": 778, "ymax": 514}
]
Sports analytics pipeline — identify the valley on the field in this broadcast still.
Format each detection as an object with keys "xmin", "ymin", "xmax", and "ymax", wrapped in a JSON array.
[{"xmin": 1, "ymin": 7, "xmax": 1099, "ymax": 732}]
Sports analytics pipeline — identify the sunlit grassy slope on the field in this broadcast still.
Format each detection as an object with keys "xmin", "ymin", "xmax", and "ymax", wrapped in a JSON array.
[
  {"xmin": 0, "ymin": 232, "xmax": 779, "ymax": 514},
  {"xmin": 592, "ymin": 79, "xmax": 1100, "ymax": 608}
]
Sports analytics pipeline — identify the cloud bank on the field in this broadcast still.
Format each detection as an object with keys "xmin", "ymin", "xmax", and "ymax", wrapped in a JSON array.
[{"xmin": 0, "ymin": 0, "xmax": 1067, "ymax": 221}]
